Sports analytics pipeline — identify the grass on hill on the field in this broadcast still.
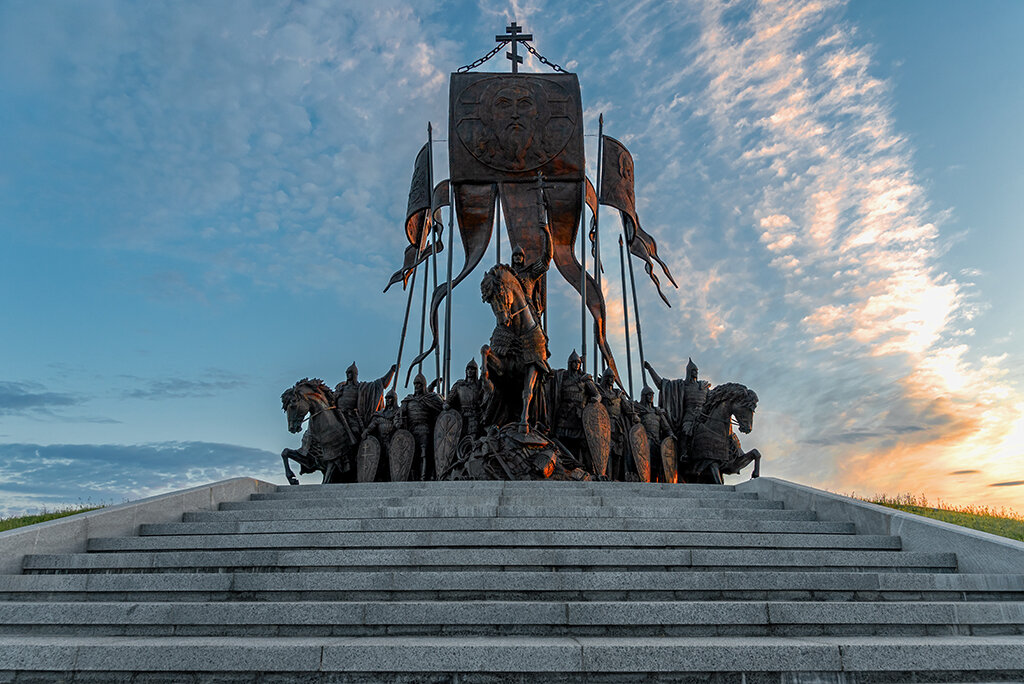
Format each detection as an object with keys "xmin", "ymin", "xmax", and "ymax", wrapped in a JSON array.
[
  {"xmin": 0, "ymin": 504, "xmax": 105, "ymax": 533},
  {"xmin": 859, "ymin": 493, "xmax": 1024, "ymax": 542}
]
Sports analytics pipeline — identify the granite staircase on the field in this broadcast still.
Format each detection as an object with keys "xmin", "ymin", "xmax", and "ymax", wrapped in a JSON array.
[{"xmin": 1, "ymin": 480, "xmax": 1023, "ymax": 682}]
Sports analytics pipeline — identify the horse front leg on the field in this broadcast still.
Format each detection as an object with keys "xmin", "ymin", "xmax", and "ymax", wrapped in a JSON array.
[
  {"xmin": 520, "ymin": 367, "xmax": 538, "ymax": 432},
  {"xmin": 749, "ymin": 448, "xmax": 761, "ymax": 478},
  {"xmin": 281, "ymin": 450, "xmax": 300, "ymax": 485}
]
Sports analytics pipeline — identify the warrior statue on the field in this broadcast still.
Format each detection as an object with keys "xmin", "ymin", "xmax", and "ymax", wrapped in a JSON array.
[
  {"xmin": 635, "ymin": 386, "xmax": 677, "ymax": 483},
  {"xmin": 479, "ymin": 218, "xmax": 552, "ymax": 431},
  {"xmin": 645, "ymin": 358, "xmax": 710, "ymax": 445},
  {"xmin": 362, "ymin": 390, "xmax": 401, "ymax": 479},
  {"xmin": 685, "ymin": 382, "xmax": 761, "ymax": 484},
  {"xmin": 334, "ymin": 361, "xmax": 398, "ymax": 434},
  {"xmin": 546, "ymin": 350, "xmax": 602, "ymax": 467},
  {"xmin": 399, "ymin": 373, "xmax": 444, "ymax": 480},
  {"xmin": 597, "ymin": 366, "xmax": 636, "ymax": 480},
  {"xmin": 446, "ymin": 359, "xmax": 486, "ymax": 437}
]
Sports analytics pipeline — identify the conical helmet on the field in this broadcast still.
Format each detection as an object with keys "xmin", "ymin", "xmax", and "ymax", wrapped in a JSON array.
[
  {"xmin": 512, "ymin": 245, "xmax": 526, "ymax": 260},
  {"xmin": 414, "ymin": 372, "xmax": 427, "ymax": 387},
  {"xmin": 466, "ymin": 359, "xmax": 479, "ymax": 372},
  {"xmin": 641, "ymin": 386, "xmax": 655, "ymax": 400},
  {"xmin": 568, "ymin": 349, "xmax": 581, "ymax": 365},
  {"xmin": 347, "ymin": 361, "xmax": 358, "ymax": 376},
  {"xmin": 686, "ymin": 357, "xmax": 698, "ymax": 380}
]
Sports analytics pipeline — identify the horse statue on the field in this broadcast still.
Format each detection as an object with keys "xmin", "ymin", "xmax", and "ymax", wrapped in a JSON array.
[
  {"xmin": 478, "ymin": 264, "xmax": 551, "ymax": 432},
  {"xmin": 683, "ymin": 382, "xmax": 761, "ymax": 484},
  {"xmin": 280, "ymin": 378, "xmax": 358, "ymax": 483}
]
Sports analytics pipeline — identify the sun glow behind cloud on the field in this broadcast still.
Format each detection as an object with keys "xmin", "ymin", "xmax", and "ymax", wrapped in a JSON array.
[{"xmin": 688, "ymin": 0, "xmax": 1022, "ymax": 508}]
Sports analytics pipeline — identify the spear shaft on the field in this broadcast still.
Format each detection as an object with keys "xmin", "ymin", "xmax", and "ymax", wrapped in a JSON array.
[
  {"xmin": 625, "ymin": 228, "xmax": 649, "ymax": 388},
  {"xmin": 394, "ymin": 256, "xmax": 419, "ymax": 389},
  {"xmin": 592, "ymin": 113, "xmax": 605, "ymax": 377},
  {"xmin": 443, "ymin": 181, "xmax": 455, "ymax": 396},
  {"xmin": 427, "ymin": 123, "xmax": 441, "ymax": 386},
  {"xmin": 618, "ymin": 235, "xmax": 634, "ymax": 397}
]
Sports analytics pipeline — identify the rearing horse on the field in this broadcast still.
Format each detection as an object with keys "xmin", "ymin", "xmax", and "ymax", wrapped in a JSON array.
[
  {"xmin": 280, "ymin": 378, "xmax": 357, "ymax": 483},
  {"xmin": 479, "ymin": 265, "xmax": 551, "ymax": 432},
  {"xmin": 685, "ymin": 382, "xmax": 761, "ymax": 484}
]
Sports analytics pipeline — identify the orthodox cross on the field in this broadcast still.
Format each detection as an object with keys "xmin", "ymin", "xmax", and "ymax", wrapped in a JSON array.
[{"xmin": 495, "ymin": 22, "xmax": 532, "ymax": 73}]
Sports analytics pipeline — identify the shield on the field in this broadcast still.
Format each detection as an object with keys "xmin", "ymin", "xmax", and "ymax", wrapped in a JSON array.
[
  {"xmin": 629, "ymin": 422, "xmax": 651, "ymax": 483},
  {"xmin": 389, "ymin": 429, "xmax": 416, "ymax": 482},
  {"xmin": 357, "ymin": 436, "xmax": 380, "ymax": 483},
  {"xmin": 660, "ymin": 435, "xmax": 678, "ymax": 484},
  {"xmin": 433, "ymin": 409, "xmax": 463, "ymax": 477},
  {"xmin": 582, "ymin": 401, "xmax": 611, "ymax": 478}
]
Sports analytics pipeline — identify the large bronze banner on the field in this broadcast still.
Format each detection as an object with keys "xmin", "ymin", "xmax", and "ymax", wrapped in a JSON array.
[{"xmin": 449, "ymin": 72, "xmax": 584, "ymax": 184}]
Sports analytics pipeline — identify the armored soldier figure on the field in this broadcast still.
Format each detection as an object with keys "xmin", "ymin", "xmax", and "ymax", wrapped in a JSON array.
[
  {"xmin": 645, "ymin": 358, "xmax": 710, "ymax": 442},
  {"xmin": 363, "ymin": 389, "xmax": 400, "ymax": 444},
  {"xmin": 447, "ymin": 359, "xmax": 485, "ymax": 437},
  {"xmin": 335, "ymin": 361, "xmax": 398, "ymax": 434},
  {"xmin": 547, "ymin": 350, "xmax": 601, "ymax": 464},
  {"xmin": 636, "ymin": 386, "xmax": 676, "ymax": 481},
  {"xmin": 399, "ymin": 373, "xmax": 443, "ymax": 480},
  {"xmin": 598, "ymin": 366, "xmax": 636, "ymax": 480}
]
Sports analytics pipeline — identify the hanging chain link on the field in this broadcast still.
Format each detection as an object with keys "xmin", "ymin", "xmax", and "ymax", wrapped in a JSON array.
[
  {"xmin": 523, "ymin": 42, "xmax": 569, "ymax": 73},
  {"xmin": 456, "ymin": 43, "xmax": 504, "ymax": 73}
]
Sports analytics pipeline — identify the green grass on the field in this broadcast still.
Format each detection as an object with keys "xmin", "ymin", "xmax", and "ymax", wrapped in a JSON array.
[
  {"xmin": 859, "ymin": 493, "xmax": 1024, "ymax": 542},
  {"xmin": 0, "ymin": 504, "xmax": 105, "ymax": 533}
]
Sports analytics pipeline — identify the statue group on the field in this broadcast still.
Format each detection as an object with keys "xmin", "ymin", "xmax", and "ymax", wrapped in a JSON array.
[
  {"xmin": 279, "ymin": 24, "xmax": 763, "ymax": 486},
  {"xmin": 281, "ymin": 353, "xmax": 760, "ymax": 485}
]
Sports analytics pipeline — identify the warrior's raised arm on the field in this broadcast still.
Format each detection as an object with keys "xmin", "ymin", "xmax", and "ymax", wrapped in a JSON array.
[
  {"xmin": 644, "ymin": 361, "xmax": 664, "ymax": 390},
  {"xmin": 378, "ymin": 363, "xmax": 398, "ymax": 388}
]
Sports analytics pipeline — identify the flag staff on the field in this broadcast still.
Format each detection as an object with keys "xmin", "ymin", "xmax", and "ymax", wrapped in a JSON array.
[
  {"xmin": 443, "ymin": 181, "xmax": 455, "ymax": 396},
  {"xmin": 592, "ymin": 113, "xmax": 605, "ymax": 377},
  {"xmin": 618, "ymin": 235, "xmax": 634, "ymax": 397},
  {"xmin": 427, "ymin": 122, "xmax": 442, "ymax": 387},
  {"xmin": 625, "ymin": 226, "xmax": 649, "ymax": 389},
  {"xmin": 579, "ymin": 181, "xmax": 588, "ymax": 367},
  {"xmin": 394, "ymin": 258, "xmax": 420, "ymax": 390}
]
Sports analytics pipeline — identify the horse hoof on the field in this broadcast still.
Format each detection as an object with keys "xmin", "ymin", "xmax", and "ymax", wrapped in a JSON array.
[{"xmin": 288, "ymin": 478, "xmax": 299, "ymax": 486}]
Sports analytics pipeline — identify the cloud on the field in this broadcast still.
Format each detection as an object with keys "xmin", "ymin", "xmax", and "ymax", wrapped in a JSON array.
[
  {"xmin": 0, "ymin": 381, "xmax": 80, "ymax": 416},
  {"xmin": 990, "ymin": 480, "xmax": 1024, "ymax": 488},
  {"xmin": 950, "ymin": 470, "xmax": 980, "ymax": 475},
  {"xmin": 0, "ymin": 441, "xmax": 286, "ymax": 516}
]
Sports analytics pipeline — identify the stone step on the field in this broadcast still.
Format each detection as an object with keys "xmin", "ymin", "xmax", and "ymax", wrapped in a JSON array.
[
  {"xmin": 142, "ymin": 517, "xmax": 854, "ymax": 536},
  {"xmin": 22, "ymin": 548, "xmax": 954, "ymax": 574},
  {"xmin": 253, "ymin": 486, "xmax": 756, "ymax": 501},
  {"xmin": 1, "ymin": 635, "xmax": 1022, "ymax": 677},
  {"xmin": 1, "ymin": 601, "xmax": 1021, "ymax": 638},
  {"xmin": 87, "ymin": 531, "xmax": 895, "ymax": 553},
  {"xmin": 278, "ymin": 481, "xmax": 736, "ymax": 494},
  {"xmin": 218, "ymin": 496, "xmax": 785, "ymax": 511},
  {"xmin": 185, "ymin": 504, "xmax": 818, "ymax": 522},
  {"xmin": 2, "ymin": 571, "xmax": 1017, "ymax": 602}
]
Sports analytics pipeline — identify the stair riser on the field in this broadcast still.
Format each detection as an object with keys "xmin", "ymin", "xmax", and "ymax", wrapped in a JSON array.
[
  {"xmin": 184, "ymin": 507, "xmax": 818, "ymax": 522},
  {"xmin": 2, "ymin": 624, "xmax": 1022, "ymax": 638},
  {"xmin": 219, "ymin": 498, "xmax": 785, "ymax": 511},
  {"xmin": 88, "ymin": 532, "xmax": 895, "ymax": 552},
  {"xmin": 145, "ymin": 520, "xmax": 851, "ymax": 535}
]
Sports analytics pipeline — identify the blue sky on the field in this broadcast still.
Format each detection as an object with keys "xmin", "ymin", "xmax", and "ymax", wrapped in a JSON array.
[{"xmin": 1, "ymin": 0, "xmax": 1022, "ymax": 515}]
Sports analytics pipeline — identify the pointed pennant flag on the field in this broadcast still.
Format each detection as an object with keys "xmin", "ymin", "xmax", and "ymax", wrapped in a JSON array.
[
  {"xmin": 431, "ymin": 179, "xmax": 450, "ymax": 227},
  {"xmin": 599, "ymin": 136, "xmax": 678, "ymax": 306},
  {"xmin": 584, "ymin": 176, "xmax": 603, "ymax": 273},
  {"xmin": 386, "ymin": 152, "xmax": 448, "ymax": 292},
  {"xmin": 383, "ymin": 240, "xmax": 444, "ymax": 293},
  {"xmin": 405, "ymin": 143, "xmax": 431, "ymax": 247}
]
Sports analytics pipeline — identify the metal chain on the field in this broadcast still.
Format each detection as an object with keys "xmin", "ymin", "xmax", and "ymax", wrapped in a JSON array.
[
  {"xmin": 456, "ymin": 43, "xmax": 504, "ymax": 73},
  {"xmin": 523, "ymin": 42, "xmax": 569, "ymax": 73}
]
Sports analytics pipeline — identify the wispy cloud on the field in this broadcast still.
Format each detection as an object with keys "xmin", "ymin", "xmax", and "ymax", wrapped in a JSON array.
[
  {"xmin": 0, "ymin": 441, "xmax": 285, "ymax": 516},
  {"xmin": 0, "ymin": 381, "xmax": 79, "ymax": 416}
]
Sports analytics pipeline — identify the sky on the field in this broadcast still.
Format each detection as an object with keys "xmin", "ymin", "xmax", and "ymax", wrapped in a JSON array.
[{"xmin": 1, "ymin": 0, "xmax": 1022, "ymax": 515}]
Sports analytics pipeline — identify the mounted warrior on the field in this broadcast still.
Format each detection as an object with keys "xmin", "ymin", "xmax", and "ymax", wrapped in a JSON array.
[
  {"xmin": 645, "ymin": 358, "xmax": 710, "ymax": 448},
  {"xmin": 334, "ymin": 361, "xmax": 397, "ymax": 435}
]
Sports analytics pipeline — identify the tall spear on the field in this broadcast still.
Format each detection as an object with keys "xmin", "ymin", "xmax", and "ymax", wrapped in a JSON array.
[
  {"xmin": 625, "ymin": 222, "xmax": 649, "ymax": 388},
  {"xmin": 443, "ymin": 182, "xmax": 455, "ymax": 396},
  {"xmin": 427, "ymin": 123, "xmax": 441, "ymax": 387},
  {"xmin": 579, "ymin": 180, "xmax": 588, "ymax": 368},
  {"xmin": 592, "ymin": 113, "xmax": 606, "ymax": 377},
  {"xmin": 394, "ymin": 255, "xmax": 420, "ymax": 390},
  {"xmin": 618, "ymin": 235, "xmax": 634, "ymax": 397}
]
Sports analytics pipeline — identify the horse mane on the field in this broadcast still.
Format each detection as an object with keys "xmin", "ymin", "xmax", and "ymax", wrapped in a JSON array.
[
  {"xmin": 480, "ymin": 264, "xmax": 517, "ymax": 302},
  {"xmin": 705, "ymin": 382, "xmax": 758, "ymax": 414},
  {"xmin": 282, "ymin": 377, "xmax": 332, "ymax": 406}
]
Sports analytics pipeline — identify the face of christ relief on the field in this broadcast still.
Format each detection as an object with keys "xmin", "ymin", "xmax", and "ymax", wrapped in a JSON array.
[{"xmin": 491, "ymin": 86, "xmax": 538, "ymax": 166}]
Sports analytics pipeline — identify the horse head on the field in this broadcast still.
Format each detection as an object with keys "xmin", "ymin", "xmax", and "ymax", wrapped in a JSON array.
[
  {"xmin": 481, "ymin": 265, "xmax": 522, "ymax": 328},
  {"xmin": 705, "ymin": 382, "xmax": 759, "ymax": 434},
  {"xmin": 281, "ymin": 378, "xmax": 332, "ymax": 434}
]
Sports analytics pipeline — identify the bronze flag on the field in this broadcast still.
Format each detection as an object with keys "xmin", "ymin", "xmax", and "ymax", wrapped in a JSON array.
[
  {"xmin": 384, "ymin": 177, "xmax": 450, "ymax": 293},
  {"xmin": 409, "ymin": 72, "xmax": 622, "ymax": 387},
  {"xmin": 599, "ymin": 136, "xmax": 678, "ymax": 306}
]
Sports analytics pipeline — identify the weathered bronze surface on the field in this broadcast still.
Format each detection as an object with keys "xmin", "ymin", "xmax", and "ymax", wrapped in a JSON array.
[
  {"xmin": 277, "ymin": 23, "xmax": 764, "ymax": 486},
  {"xmin": 357, "ymin": 435, "xmax": 380, "ymax": 484},
  {"xmin": 433, "ymin": 408, "xmax": 462, "ymax": 477},
  {"xmin": 450, "ymin": 73, "xmax": 583, "ymax": 183}
]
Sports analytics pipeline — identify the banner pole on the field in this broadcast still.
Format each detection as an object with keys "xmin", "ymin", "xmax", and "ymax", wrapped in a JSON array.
[
  {"xmin": 592, "ymin": 113, "xmax": 605, "ymax": 377},
  {"xmin": 618, "ymin": 235, "xmax": 634, "ymax": 397}
]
